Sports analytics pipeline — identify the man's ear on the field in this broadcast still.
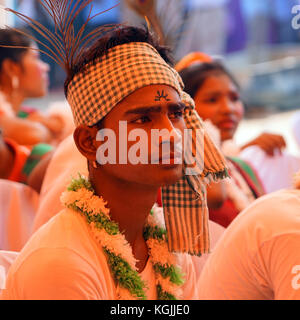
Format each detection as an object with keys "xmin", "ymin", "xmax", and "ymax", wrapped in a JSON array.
[{"xmin": 73, "ymin": 125, "xmax": 99, "ymax": 161}]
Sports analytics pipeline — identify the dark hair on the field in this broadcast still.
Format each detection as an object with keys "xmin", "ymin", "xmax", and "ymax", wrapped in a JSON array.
[
  {"xmin": 0, "ymin": 28, "xmax": 33, "ymax": 71},
  {"xmin": 179, "ymin": 61, "xmax": 240, "ymax": 99},
  {"xmin": 64, "ymin": 25, "xmax": 174, "ymax": 97}
]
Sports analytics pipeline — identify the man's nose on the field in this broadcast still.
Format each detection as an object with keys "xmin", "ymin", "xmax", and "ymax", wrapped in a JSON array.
[{"xmin": 157, "ymin": 117, "xmax": 182, "ymax": 145}]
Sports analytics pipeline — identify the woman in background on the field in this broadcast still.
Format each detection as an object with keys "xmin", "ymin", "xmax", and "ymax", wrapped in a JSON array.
[
  {"xmin": 0, "ymin": 126, "xmax": 53, "ymax": 192},
  {"xmin": 0, "ymin": 29, "xmax": 65, "ymax": 146},
  {"xmin": 177, "ymin": 53, "xmax": 285, "ymax": 227}
]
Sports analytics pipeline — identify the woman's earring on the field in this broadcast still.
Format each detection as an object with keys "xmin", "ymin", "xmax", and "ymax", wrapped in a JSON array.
[
  {"xmin": 92, "ymin": 160, "xmax": 98, "ymax": 169},
  {"xmin": 12, "ymin": 76, "xmax": 19, "ymax": 90}
]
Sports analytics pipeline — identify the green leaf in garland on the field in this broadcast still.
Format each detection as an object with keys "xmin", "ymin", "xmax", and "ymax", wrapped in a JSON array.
[
  {"xmin": 153, "ymin": 263, "xmax": 185, "ymax": 286},
  {"xmin": 104, "ymin": 249, "xmax": 147, "ymax": 300},
  {"xmin": 157, "ymin": 284, "xmax": 177, "ymax": 300},
  {"xmin": 143, "ymin": 225, "xmax": 167, "ymax": 241},
  {"xmin": 67, "ymin": 174, "xmax": 94, "ymax": 192},
  {"xmin": 92, "ymin": 214, "xmax": 119, "ymax": 235},
  {"xmin": 67, "ymin": 201, "xmax": 119, "ymax": 235}
]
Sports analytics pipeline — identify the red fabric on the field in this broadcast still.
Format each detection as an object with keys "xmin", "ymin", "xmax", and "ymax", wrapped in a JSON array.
[
  {"xmin": 156, "ymin": 188, "xmax": 163, "ymax": 207},
  {"xmin": 229, "ymin": 159, "xmax": 264, "ymax": 198},
  {"xmin": 209, "ymin": 199, "xmax": 239, "ymax": 228},
  {"xmin": 209, "ymin": 159, "xmax": 262, "ymax": 228},
  {"xmin": 5, "ymin": 138, "xmax": 30, "ymax": 183},
  {"xmin": 20, "ymin": 105, "xmax": 37, "ymax": 115}
]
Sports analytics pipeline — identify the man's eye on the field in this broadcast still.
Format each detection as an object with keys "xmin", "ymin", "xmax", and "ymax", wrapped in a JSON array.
[
  {"xmin": 132, "ymin": 116, "xmax": 151, "ymax": 124},
  {"xmin": 170, "ymin": 111, "xmax": 183, "ymax": 119}
]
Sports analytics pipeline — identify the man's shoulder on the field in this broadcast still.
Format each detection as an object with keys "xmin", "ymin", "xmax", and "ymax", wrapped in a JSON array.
[
  {"xmin": 4, "ymin": 209, "xmax": 108, "ymax": 299},
  {"xmin": 3, "ymin": 245, "xmax": 104, "ymax": 300},
  {"xmin": 214, "ymin": 189, "xmax": 300, "ymax": 261},
  {"xmin": 13, "ymin": 209, "xmax": 94, "ymax": 269},
  {"xmin": 232, "ymin": 189, "xmax": 300, "ymax": 231}
]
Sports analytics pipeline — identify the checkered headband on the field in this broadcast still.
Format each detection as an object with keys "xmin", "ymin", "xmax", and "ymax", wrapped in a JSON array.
[{"xmin": 67, "ymin": 42, "xmax": 228, "ymax": 255}]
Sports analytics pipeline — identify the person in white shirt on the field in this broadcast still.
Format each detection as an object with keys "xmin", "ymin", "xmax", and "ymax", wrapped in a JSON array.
[{"xmin": 198, "ymin": 173, "xmax": 300, "ymax": 300}]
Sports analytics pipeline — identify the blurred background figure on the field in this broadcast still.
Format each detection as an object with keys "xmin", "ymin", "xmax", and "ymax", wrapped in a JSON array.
[
  {"xmin": 178, "ymin": 52, "xmax": 300, "ymax": 202},
  {"xmin": 0, "ymin": 29, "xmax": 72, "ymax": 146},
  {"xmin": 0, "ymin": 178, "xmax": 39, "ymax": 251},
  {"xmin": 15, "ymin": 0, "xmax": 58, "ymax": 87},
  {"xmin": 83, "ymin": 0, "xmax": 120, "ymax": 30},
  {"xmin": 291, "ymin": 111, "xmax": 300, "ymax": 150},
  {"xmin": 0, "ymin": 128, "xmax": 43, "ymax": 252},
  {"xmin": 272, "ymin": 0, "xmax": 300, "ymax": 44},
  {"xmin": 177, "ymin": 54, "xmax": 267, "ymax": 228},
  {"xmin": 175, "ymin": 0, "xmax": 229, "ymax": 58},
  {"xmin": 241, "ymin": 0, "xmax": 300, "ymax": 63},
  {"xmin": 241, "ymin": 0, "xmax": 272, "ymax": 63},
  {"xmin": 122, "ymin": 0, "xmax": 184, "ymax": 48}
]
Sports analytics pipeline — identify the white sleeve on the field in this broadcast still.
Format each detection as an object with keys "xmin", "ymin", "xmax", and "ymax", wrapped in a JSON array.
[{"xmin": 177, "ymin": 253, "xmax": 199, "ymax": 300}]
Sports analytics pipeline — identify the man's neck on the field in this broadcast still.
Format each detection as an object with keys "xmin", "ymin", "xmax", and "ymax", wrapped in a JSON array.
[{"xmin": 89, "ymin": 167, "xmax": 159, "ymax": 271}]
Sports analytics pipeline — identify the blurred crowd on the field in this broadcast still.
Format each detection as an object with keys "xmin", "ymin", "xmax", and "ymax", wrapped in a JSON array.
[{"xmin": 13, "ymin": 0, "xmax": 300, "ymax": 88}]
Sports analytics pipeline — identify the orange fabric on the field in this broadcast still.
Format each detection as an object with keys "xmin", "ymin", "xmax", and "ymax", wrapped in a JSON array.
[
  {"xmin": 198, "ymin": 189, "xmax": 300, "ymax": 300},
  {"xmin": 33, "ymin": 135, "xmax": 87, "ymax": 232},
  {"xmin": 191, "ymin": 220, "xmax": 225, "ymax": 281},
  {"xmin": 0, "ymin": 251, "xmax": 19, "ymax": 295},
  {"xmin": 5, "ymin": 138, "xmax": 30, "ymax": 183},
  {"xmin": 0, "ymin": 180, "xmax": 39, "ymax": 251},
  {"xmin": 175, "ymin": 52, "xmax": 213, "ymax": 72},
  {"xmin": 2, "ymin": 209, "xmax": 198, "ymax": 300}
]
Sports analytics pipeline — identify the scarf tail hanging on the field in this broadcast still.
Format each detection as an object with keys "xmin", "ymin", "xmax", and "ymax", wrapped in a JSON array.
[
  {"xmin": 162, "ymin": 177, "xmax": 210, "ymax": 255},
  {"xmin": 161, "ymin": 96, "xmax": 228, "ymax": 256}
]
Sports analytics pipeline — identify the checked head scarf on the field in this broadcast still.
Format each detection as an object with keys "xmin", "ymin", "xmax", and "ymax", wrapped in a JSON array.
[{"xmin": 67, "ymin": 42, "xmax": 228, "ymax": 255}]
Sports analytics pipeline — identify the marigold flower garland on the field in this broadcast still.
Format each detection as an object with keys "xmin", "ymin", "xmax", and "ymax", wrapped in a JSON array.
[{"xmin": 60, "ymin": 175, "xmax": 185, "ymax": 300}]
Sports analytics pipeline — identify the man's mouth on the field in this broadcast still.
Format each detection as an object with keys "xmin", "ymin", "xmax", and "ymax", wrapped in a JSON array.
[{"xmin": 152, "ymin": 150, "xmax": 183, "ymax": 164}]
